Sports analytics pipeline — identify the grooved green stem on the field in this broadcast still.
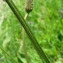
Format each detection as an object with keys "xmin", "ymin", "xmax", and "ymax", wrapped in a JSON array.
[{"xmin": 5, "ymin": 0, "xmax": 50, "ymax": 63}]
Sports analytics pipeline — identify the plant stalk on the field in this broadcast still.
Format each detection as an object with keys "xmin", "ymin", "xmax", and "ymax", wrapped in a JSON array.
[
  {"xmin": 22, "ymin": 13, "xmax": 29, "ymax": 63},
  {"xmin": 5, "ymin": 0, "xmax": 50, "ymax": 63}
]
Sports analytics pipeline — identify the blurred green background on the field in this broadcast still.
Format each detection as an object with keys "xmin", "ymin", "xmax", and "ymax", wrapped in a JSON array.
[{"xmin": 0, "ymin": 0, "xmax": 63, "ymax": 63}]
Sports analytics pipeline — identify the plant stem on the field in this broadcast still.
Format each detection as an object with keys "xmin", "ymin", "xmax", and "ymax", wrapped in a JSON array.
[
  {"xmin": 22, "ymin": 13, "xmax": 29, "ymax": 63},
  {"xmin": 5, "ymin": 0, "xmax": 51, "ymax": 63},
  {"xmin": 0, "ymin": 46, "xmax": 18, "ymax": 63}
]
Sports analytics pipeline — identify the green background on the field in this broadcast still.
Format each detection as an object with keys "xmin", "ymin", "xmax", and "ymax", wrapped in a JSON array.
[{"xmin": 0, "ymin": 0, "xmax": 63, "ymax": 63}]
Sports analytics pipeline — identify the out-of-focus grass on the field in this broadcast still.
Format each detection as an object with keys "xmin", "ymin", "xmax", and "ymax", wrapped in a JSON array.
[{"xmin": 0, "ymin": 0, "xmax": 63, "ymax": 63}]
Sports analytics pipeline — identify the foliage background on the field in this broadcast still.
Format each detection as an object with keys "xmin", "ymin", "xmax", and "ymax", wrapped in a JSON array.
[{"xmin": 0, "ymin": 0, "xmax": 63, "ymax": 63}]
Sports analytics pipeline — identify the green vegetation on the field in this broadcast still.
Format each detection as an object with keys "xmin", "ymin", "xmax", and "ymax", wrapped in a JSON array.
[{"xmin": 0, "ymin": 0, "xmax": 63, "ymax": 63}]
